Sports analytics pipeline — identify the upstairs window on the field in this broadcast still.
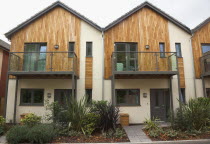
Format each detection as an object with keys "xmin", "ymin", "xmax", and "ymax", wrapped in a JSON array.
[
  {"xmin": 175, "ymin": 43, "xmax": 182, "ymax": 57},
  {"xmin": 69, "ymin": 42, "xmax": 75, "ymax": 57},
  {"xmin": 159, "ymin": 43, "xmax": 165, "ymax": 57},
  {"xmin": 86, "ymin": 42, "xmax": 92, "ymax": 57},
  {"xmin": 202, "ymin": 44, "xmax": 210, "ymax": 54}
]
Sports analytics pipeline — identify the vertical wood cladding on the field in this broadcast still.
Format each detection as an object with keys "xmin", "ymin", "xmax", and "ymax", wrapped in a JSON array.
[
  {"xmin": 178, "ymin": 58, "xmax": 185, "ymax": 88},
  {"xmin": 85, "ymin": 57, "xmax": 93, "ymax": 88},
  {"xmin": 192, "ymin": 22, "xmax": 210, "ymax": 78},
  {"xmin": 0, "ymin": 50, "xmax": 9, "ymax": 115},
  {"xmin": 104, "ymin": 7, "xmax": 171, "ymax": 79},
  {"xmin": 10, "ymin": 7, "xmax": 81, "ymax": 75}
]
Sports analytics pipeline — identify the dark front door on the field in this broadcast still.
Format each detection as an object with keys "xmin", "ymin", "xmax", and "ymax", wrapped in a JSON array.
[
  {"xmin": 150, "ymin": 89, "xmax": 170, "ymax": 121},
  {"xmin": 54, "ymin": 89, "xmax": 71, "ymax": 106}
]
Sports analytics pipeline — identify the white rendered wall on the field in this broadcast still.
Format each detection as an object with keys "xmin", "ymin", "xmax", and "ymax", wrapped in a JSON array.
[
  {"xmin": 168, "ymin": 22, "xmax": 196, "ymax": 105},
  {"xmin": 79, "ymin": 21, "xmax": 103, "ymax": 101}
]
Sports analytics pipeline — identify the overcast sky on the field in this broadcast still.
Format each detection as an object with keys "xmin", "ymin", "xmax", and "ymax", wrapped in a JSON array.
[{"xmin": 0, "ymin": 0, "xmax": 210, "ymax": 43}]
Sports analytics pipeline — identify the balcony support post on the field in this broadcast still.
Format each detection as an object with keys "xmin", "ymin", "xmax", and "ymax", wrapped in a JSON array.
[
  {"xmin": 72, "ymin": 74, "xmax": 75, "ymax": 99},
  {"xmin": 202, "ymin": 76, "xmax": 206, "ymax": 97},
  {"xmin": 111, "ymin": 75, "xmax": 115, "ymax": 106},
  {"xmin": 169, "ymin": 76, "xmax": 174, "ymax": 125},
  {"xmin": 13, "ymin": 77, "xmax": 19, "ymax": 124},
  {"xmin": 3, "ymin": 74, "xmax": 9, "ymax": 118}
]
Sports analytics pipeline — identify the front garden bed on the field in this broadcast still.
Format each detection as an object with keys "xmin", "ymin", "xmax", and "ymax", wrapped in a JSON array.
[{"xmin": 144, "ymin": 127, "xmax": 210, "ymax": 141}]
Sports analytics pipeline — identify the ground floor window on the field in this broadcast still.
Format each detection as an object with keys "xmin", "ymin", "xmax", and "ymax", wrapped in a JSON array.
[
  {"xmin": 116, "ymin": 89, "xmax": 140, "ymax": 106},
  {"xmin": 20, "ymin": 89, "xmax": 44, "ymax": 106},
  {"xmin": 85, "ymin": 89, "xmax": 92, "ymax": 104},
  {"xmin": 206, "ymin": 88, "xmax": 210, "ymax": 98},
  {"xmin": 180, "ymin": 88, "xmax": 186, "ymax": 103}
]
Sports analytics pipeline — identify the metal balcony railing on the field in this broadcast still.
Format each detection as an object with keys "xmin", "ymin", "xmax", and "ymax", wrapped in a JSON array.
[
  {"xmin": 9, "ymin": 51, "xmax": 77, "ymax": 74},
  {"xmin": 111, "ymin": 52, "xmax": 178, "ymax": 73}
]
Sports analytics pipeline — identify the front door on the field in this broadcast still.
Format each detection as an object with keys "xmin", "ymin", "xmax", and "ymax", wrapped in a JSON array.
[
  {"xmin": 54, "ymin": 89, "xmax": 72, "ymax": 106},
  {"xmin": 150, "ymin": 89, "xmax": 170, "ymax": 121},
  {"xmin": 115, "ymin": 43, "xmax": 138, "ymax": 71}
]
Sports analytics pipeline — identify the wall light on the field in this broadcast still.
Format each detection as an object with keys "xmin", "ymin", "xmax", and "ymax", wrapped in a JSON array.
[
  {"xmin": 54, "ymin": 45, "xmax": 59, "ymax": 49},
  {"xmin": 143, "ymin": 93, "xmax": 147, "ymax": 98},
  {"xmin": 145, "ymin": 45, "xmax": 150, "ymax": 49}
]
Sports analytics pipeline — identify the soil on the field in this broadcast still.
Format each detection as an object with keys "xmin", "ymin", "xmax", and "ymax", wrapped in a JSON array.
[{"xmin": 144, "ymin": 128, "xmax": 210, "ymax": 141}]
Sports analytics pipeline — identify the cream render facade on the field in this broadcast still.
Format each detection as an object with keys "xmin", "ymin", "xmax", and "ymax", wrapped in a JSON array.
[{"xmin": 4, "ymin": 1, "xmax": 209, "ymax": 124}]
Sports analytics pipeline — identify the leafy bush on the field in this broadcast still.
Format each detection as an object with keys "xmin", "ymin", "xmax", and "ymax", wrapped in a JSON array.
[
  {"xmin": 148, "ymin": 128, "xmax": 163, "ymax": 138},
  {"xmin": 0, "ymin": 127, "xmax": 4, "ymax": 136},
  {"xmin": 6, "ymin": 125, "xmax": 29, "ymax": 144},
  {"xmin": 81, "ymin": 113, "xmax": 100, "ymax": 136},
  {"xmin": 144, "ymin": 118, "xmax": 160, "ymax": 131},
  {"xmin": 165, "ymin": 129, "xmax": 178, "ymax": 138},
  {"xmin": 113, "ymin": 128, "xmax": 126, "ymax": 138},
  {"xmin": 0, "ymin": 116, "xmax": 5, "ymax": 126},
  {"xmin": 21, "ymin": 113, "xmax": 41, "ymax": 127},
  {"xmin": 174, "ymin": 97, "xmax": 210, "ymax": 131},
  {"xmin": 91, "ymin": 100, "xmax": 119, "ymax": 132},
  {"xmin": 6, "ymin": 124, "xmax": 55, "ymax": 144},
  {"xmin": 27, "ymin": 124, "xmax": 56, "ymax": 143}
]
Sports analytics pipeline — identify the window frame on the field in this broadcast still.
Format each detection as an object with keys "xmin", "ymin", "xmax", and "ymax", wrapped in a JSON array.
[
  {"xmin": 86, "ymin": 42, "xmax": 93, "ymax": 57},
  {"xmin": 201, "ymin": 43, "xmax": 210, "ymax": 55},
  {"xmin": 20, "ymin": 89, "xmax": 44, "ymax": 106},
  {"xmin": 159, "ymin": 42, "xmax": 166, "ymax": 58},
  {"xmin": 115, "ymin": 89, "xmax": 140, "ymax": 106},
  {"xmin": 175, "ymin": 43, "xmax": 182, "ymax": 58},
  {"xmin": 68, "ymin": 42, "xmax": 75, "ymax": 57}
]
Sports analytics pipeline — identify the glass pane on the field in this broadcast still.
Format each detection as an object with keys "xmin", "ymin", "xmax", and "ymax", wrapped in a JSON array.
[
  {"xmin": 116, "ymin": 53, "xmax": 126, "ymax": 71},
  {"xmin": 21, "ymin": 89, "xmax": 32, "ymax": 104},
  {"xmin": 115, "ymin": 43, "xmax": 126, "ymax": 52},
  {"xmin": 159, "ymin": 43, "xmax": 165, "ymax": 57},
  {"xmin": 130, "ymin": 44, "xmax": 137, "ymax": 52},
  {"xmin": 206, "ymin": 88, "xmax": 210, "ymax": 98},
  {"xmin": 175, "ymin": 43, "xmax": 182, "ymax": 57},
  {"xmin": 69, "ymin": 42, "xmax": 75, "ymax": 57},
  {"xmin": 86, "ymin": 42, "xmax": 92, "ymax": 56},
  {"xmin": 86, "ymin": 89, "xmax": 92, "ymax": 103},
  {"xmin": 33, "ymin": 90, "xmax": 44, "ymax": 104},
  {"xmin": 116, "ymin": 89, "xmax": 139, "ymax": 105},
  {"xmin": 202, "ymin": 44, "xmax": 210, "ymax": 54}
]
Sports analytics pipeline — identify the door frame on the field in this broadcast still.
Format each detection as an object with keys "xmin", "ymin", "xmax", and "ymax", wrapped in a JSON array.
[{"xmin": 150, "ymin": 88, "xmax": 170, "ymax": 121}]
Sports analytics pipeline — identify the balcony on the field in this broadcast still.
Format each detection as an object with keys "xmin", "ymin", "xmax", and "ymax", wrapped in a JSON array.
[
  {"xmin": 111, "ymin": 52, "xmax": 178, "ymax": 79},
  {"xmin": 8, "ymin": 51, "xmax": 77, "ymax": 78},
  {"xmin": 201, "ymin": 52, "xmax": 210, "ymax": 77}
]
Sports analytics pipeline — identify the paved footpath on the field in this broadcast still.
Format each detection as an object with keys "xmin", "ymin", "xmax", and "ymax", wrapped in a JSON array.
[
  {"xmin": 0, "ymin": 136, "xmax": 6, "ymax": 144},
  {"xmin": 123, "ymin": 125, "xmax": 152, "ymax": 143}
]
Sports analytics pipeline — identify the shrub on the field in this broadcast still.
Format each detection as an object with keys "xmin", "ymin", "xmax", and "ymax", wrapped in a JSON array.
[
  {"xmin": 174, "ymin": 97, "xmax": 210, "ymax": 131},
  {"xmin": 165, "ymin": 129, "xmax": 178, "ymax": 138},
  {"xmin": 91, "ymin": 100, "xmax": 119, "ymax": 132},
  {"xmin": 148, "ymin": 128, "xmax": 163, "ymax": 138},
  {"xmin": 27, "ymin": 124, "xmax": 56, "ymax": 143},
  {"xmin": 6, "ymin": 124, "xmax": 55, "ymax": 144},
  {"xmin": 0, "ymin": 116, "xmax": 5, "ymax": 126},
  {"xmin": 21, "ymin": 113, "xmax": 41, "ymax": 127},
  {"xmin": 81, "ymin": 113, "xmax": 100, "ymax": 136},
  {"xmin": 6, "ymin": 125, "xmax": 29, "ymax": 144},
  {"xmin": 144, "ymin": 118, "xmax": 160, "ymax": 131},
  {"xmin": 113, "ymin": 128, "xmax": 126, "ymax": 138}
]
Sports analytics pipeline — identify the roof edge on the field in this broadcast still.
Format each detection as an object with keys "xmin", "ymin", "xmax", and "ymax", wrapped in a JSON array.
[
  {"xmin": 192, "ymin": 17, "xmax": 210, "ymax": 34},
  {"xmin": 0, "ymin": 39, "xmax": 10, "ymax": 51},
  {"xmin": 104, "ymin": 1, "xmax": 191, "ymax": 34},
  {"xmin": 5, "ymin": 1, "xmax": 102, "ymax": 39}
]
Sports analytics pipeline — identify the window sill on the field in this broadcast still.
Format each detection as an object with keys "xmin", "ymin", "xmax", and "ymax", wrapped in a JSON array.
[
  {"xmin": 86, "ymin": 56, "xmax": 93, "ymax": 58},
  {"xmin": 19, "ymin": 104, "xmax": 44, "ymax": 106},
  {"xmin": 117, "ymin": 105, "xmax": 141, "ymax": 107}
]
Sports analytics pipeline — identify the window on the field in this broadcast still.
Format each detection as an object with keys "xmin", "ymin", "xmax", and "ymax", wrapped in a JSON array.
[
  {"xmin": 24, "ymin": 43, "xmax": 47, "ymax": 71},
  {"xmin": 85, "ymin": 89, "xmax": 92, "ymax": 103},
  {"xmin": 202, "ymin": 44, "xmax": 210, "ymax": 54},
  {"xmin": 180, "ymin": 88, "xmax": 186, "ymax": 104},
  {"xmin": 175, "ymin": 43, "xmax": 182, "ymax": 57},
  {"xmin": 159, "ymin": 43, "xmax": 165, "ymax": 57},
  {"xmin": 86, "ymin": 42, "xmax": 92, "ymax": 57},
  {"xmin": 20, "ymin": 89, "xmax": 44, "ymax": 106},
  {"xmin": 206, "ymin": 88, "xmax": 210, "ymax": 98},
  {"xmin": 68, "ymin": 42, "xmax": 75, "ymax": 57},
  {"xmin": 116, "ymin": 89, "xmax": 140, "ymax": 106}
]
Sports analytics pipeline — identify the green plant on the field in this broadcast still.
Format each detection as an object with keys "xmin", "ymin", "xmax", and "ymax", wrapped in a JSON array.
[
  {"xmin": 165, "ymin": 129, "xmax": 178, "ymax": 138},
  {"xmin": 113, "ymin": 128, "xmax": 126, "ymax": 138},
  {"xmin": 6, "ymin": 125, "xmax": 29, "ymax": 144},
  {"xmin": 0, "ymin": 116, "xmax": 5, "ymax": 126},
  {"xmin": 81, "ymin": 113, "xmax": 100, "ymax": 136},
  {"xmin": 174, "ymin": 97, "xmax": 210, "ymax": 131},
  {"xmin": 91, "ymin": 100, "xmax": 119, "ymax": 132},
  {"xmin": 0, "ymin": 127, "xmax": 4, "ymax": 136},
  {"xmin": 27, "ymin": 124, "xmax": 56, "ymax": 143},
  {"xmin": 144, "ymin": 118, "xmax": 160, "ymax": 131},
  {"xmin": 148, "ymin": 128, "xmax": 163, "ymax": 138},
  {"xmin": 21, "ymin": 113, "xmax": 41, "ymax": 127},
  {"xmin": 68, "ymin": 130, "xmax": 82, "ymax": 136}
]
